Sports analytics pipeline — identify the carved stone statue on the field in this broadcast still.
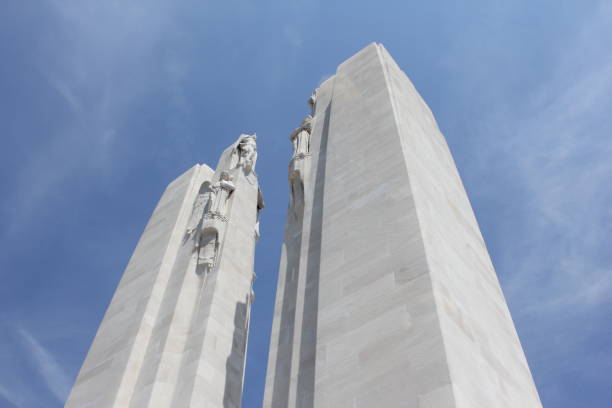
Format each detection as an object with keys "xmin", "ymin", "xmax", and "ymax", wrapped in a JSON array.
[
  {"xmin": 308, "ymin": 90, "xmax": 317, "ymax": 115},
  {"xmin": 208, "ymin": 171, "xmax": 235, "ymax": 218},
  {"xmin": 237, "ymin": 134, "xmax": 257, "ymax": 172},
  {"xmin": 290, "ymin": 115, "xmax": 312, "ymax": 159}
]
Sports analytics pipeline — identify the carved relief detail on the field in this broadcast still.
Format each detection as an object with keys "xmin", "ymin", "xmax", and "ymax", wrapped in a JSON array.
[{"xmin": 203, "ymin": 212, "xmax": 229, "ymax": 223}]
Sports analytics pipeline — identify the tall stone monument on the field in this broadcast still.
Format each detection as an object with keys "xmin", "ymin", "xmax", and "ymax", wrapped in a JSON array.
[
  {"xmin": 65, "ymin": 135, "xmax": 264, "ymax": 408},
  {"xmin": 264, "ymin": 43, "xmax": 542, "ymax": 407}
]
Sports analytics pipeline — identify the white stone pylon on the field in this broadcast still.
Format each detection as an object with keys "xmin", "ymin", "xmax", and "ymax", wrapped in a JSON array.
[
  {"xmin": 263, "ymin": 43, "xmax": 543, "ymax": 408},
  {"xmin": 65, "ymin": 134, "xmax": 264, "ymax": 408}
]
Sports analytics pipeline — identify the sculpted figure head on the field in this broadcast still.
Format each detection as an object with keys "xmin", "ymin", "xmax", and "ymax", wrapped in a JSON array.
[
  {"xmin": 219, "ymin": 171, "xmax": 233, "ymax": 182},
  {"xmin": 308, "ymin": 90, "xmax": 317, "ymax": 115},
  {"xmin": 237, "ymin": 134, "xmax": 257, "ymax": 172},
  {"xmin": 301, "ymin": 115, "xmax": 313, "ymax": 133}
]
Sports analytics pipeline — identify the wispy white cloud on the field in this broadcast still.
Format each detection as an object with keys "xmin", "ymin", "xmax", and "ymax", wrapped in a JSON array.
[
  {"xmin": 2, "ymin": 0, "xmax": 184, "ymax": 239},
  {"xmin": 431, "ymin": 7, "xmax": 612, "ymax": 404},
  {"xmin": 455, "ymin": 1, "xmax": 612, "ymax": 385},
  {"xmin": 46, "ymin": 77, "xmax": 83, "ymax": 114},
  {"xmin": 492, "ymin": 2, "xmax": 612, "ymax": 311},
  {"xmin": 0, "ymin": 383, "xmax": 21, "ymax": 408},
  {"xmin": 17, "ymin": 327, "xmax": 72, "ymax": 403},
  {"xmin": 0, "ymin": 320, "xmax": 72, "ymax": 407},
  {"xmin": 283, "ymin": 25, "xmax": 303, "ymax": 48}
]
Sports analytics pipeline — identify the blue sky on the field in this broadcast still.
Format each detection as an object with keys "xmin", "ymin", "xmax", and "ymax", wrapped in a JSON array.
[{"xmin": 1, "ymin": 1, "xmax": 611, "ymax": 407}]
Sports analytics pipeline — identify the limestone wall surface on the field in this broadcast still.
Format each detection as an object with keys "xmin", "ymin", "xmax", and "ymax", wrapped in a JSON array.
[
  {"xmin": 66, "ymin": 135, "xmax": 262, "ymax": 408},
  {"xmin": 264, "ymin": 43, "xmax": 542, "ymax": 408},
  {"xmin": 65, "ymin": 164, "xmax": 212, "ymax": 407}
]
